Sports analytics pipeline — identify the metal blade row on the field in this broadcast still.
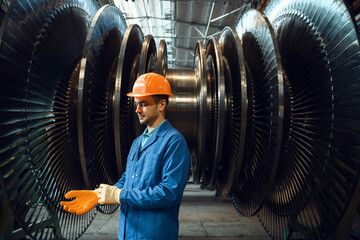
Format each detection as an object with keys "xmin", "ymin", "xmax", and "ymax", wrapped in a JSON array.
[
  {"xmin": 1, "ymin": 0, "xmax": 360, "ymax": 239},
  {"xmin": 0, "ymin": 0, "xmax": 142, "ymax": 238}
]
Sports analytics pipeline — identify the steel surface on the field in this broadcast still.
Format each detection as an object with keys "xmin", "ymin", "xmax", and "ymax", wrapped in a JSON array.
[
  {"xmin": 113, "ymin": 24, "xmax": 144, "ymax": 175},
  {"xmin": 215, "ymin": 26, "xmax": 247, "ymax": 199},
  {"xmin": 258, "ymin": 0, "xmax": 360, "ymax": 239},
  {"xmin": 232, "ymin": 8, "xmax": 284, "ymax": 217},
  {"xmin": 0, "ymin": 0, "xmax": 100, "ymax": 238},
  {"xmin": 77, "ymin": 4, "xmax": 127, "ymax": 214}
]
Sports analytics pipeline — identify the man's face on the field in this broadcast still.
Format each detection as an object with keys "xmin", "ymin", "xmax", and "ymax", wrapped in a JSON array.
[{"xmin": 134, "ymin": 96, "xmax": 163, "ymax": 126}]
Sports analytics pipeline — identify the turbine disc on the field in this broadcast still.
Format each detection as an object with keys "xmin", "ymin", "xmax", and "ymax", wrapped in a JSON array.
[
  {"xmin": 201, "ymin": 37, "xmax": 224, "ymax": 188},
  {"xmin": 76, "ymin": 4, "xmax": 127, "ymax": 214},
  {"xmin": 258, "ymin": 0, "xmax": 360, "ymax": 239},
  {"xmin": 0, "ymin": 0, "xmax": 100, "ymax": 238},
  {"xmin": 232, "ymin": 9, "xmax": 284, "ymax": 216},
  {"xmin": 215, "ymin": 27, "xmax": 247, "ymax": 198},
  {"xmin": 193, "ymin": 41, "xmax": 207, "ymax": 184},
  {"xmin": 113, "ymin": 24, "xmax": 144, "ymax": 175},
  {"xmin": 156, "ymin": 39, "xmax": 168, "ymax": 76},
  {"xmin": 139, "ymin": 35, "xmax": 157, "ymax": 75}
]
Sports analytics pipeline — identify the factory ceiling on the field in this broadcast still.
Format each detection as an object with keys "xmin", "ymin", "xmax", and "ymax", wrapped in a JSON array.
[
  {"xmin": 113, "ymin": 0, "xmax": 360, "ymax": 69},
  {"xmin": 114, "ymin": 0, "xmax": 259, "ymax": 69}
]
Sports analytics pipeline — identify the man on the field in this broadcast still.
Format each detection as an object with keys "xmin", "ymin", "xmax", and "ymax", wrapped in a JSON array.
[{"xmin": 61, "ymin": 73, "xmax": 191, "ymax": 240}]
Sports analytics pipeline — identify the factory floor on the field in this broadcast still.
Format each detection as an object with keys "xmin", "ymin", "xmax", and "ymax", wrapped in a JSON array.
[{"xmin": 79, "ymin": 183, "xmax": 270, "ymax": 240}]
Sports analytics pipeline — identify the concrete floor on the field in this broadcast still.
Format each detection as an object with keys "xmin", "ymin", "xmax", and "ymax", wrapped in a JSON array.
[{"xmin": 79, "ymin": 184, "xmax": 270, "ymax": 240}]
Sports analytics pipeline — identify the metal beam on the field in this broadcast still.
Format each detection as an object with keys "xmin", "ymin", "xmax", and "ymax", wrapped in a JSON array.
[
  {"xmin": 210, "ymin": 7, "xmax": 242, "ymax": 22},
  {"xmin": 204, "ymin": 2, "xmax": 215, "ymax": 41},
  {"xmin": 142, "ymin": 0, "xmax": 151, "ymax": 33},
  {"xmin": 125, "ymin": 16, "xmax": 226, "ymax": 30},
  {"xmin": 152, "ymin": 36, "xmax": 205, "ymax": 39},
  {"xmin": 192, "ymin": 25, "xmax": 205, "ymax": 38}
]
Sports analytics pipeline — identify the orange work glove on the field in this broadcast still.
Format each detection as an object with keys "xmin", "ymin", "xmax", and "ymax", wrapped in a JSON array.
[
  {"xmin": 60, "ymin": 190, "xmax": 99, "ymax": 215},
  {"xmin": 97, "ymin": 184, "xmax": 122, "ymax": 205}
]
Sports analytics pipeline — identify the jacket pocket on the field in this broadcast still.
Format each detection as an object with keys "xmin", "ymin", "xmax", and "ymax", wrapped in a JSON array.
[
  {"xmin": 127, "ymin": 149, "xmax": 137, "ymax": 162},
  {"xmin": 137, "ymin": 152, "xmax": 162, "ymax": 187}
]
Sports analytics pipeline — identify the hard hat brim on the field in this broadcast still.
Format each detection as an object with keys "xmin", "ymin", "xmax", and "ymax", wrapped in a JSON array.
[{"xmin": 127, "ymin": 92, "xmax": 173, "ymax": 98}]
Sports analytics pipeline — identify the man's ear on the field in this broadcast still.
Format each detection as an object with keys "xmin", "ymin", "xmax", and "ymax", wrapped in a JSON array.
[{"xmin": 159, "ymin": 99, "xmax": 167, "ymax": 112}]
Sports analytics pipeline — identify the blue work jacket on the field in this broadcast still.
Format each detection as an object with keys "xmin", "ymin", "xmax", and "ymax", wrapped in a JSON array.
[{"xmin": 114, "ymin": 120, "xmax": 191, "ymax": 240}]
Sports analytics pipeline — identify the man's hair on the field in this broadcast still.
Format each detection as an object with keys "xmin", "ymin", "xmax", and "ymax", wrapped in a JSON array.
[{"xmin": 153, "ymin": 95, "xmax": 169, "ymax": 109}]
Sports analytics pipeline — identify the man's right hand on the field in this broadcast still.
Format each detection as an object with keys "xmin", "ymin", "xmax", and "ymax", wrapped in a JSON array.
[
  {"xmin": 97, "ymin": 184, "xmax": 122, "ymax": 205},
  {"xmin": 60, "ymin": 190, "xmax": 99, "ymax": 215}
]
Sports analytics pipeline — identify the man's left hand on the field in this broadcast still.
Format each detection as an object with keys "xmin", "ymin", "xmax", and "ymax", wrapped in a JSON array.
[{"xmin": 60, "ymin": 190, "xmax": 99, "ymax": 215}]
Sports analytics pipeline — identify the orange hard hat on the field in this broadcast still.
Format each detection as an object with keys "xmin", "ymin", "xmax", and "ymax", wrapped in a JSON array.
[{"xmin": 127, "ymin": 73, "xmax": 173, "ymax": 97}]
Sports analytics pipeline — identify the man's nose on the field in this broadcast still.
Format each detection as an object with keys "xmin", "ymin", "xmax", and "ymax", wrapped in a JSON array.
[{"xmin": 135, "ymin": 105, "xmax": 141, "ymax": 113}]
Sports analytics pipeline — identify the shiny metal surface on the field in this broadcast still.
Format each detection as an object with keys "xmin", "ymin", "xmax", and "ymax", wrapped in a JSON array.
[
  {"xmin": 77, "ymin": 4, "xmax": 126, "ymax": 214},
  {"xmin": 0, "ymin": 0, "xmax": 100, "ymax": 239},
  {"xmin": 156, "ymin": 40, "xmax": 168, "ymax": 76},
  {"xmin": 113, "ymin": 24, "xmax": 143, "ymax": 175},
  {"xmin": 215, "ymin": 27, "xmax": 247, "ymax": 198},
  {"xmin": 192, "ymin": 41, "xmax": 207, "ymax": 183},
  {"xmin": 139, "ymin": 35, "xmax": 157, "ymax": 75},
  {"xmin": 200, "ymin": 37, "xmax": 224, "ymax": 188},
  {"xmin": 258, "ymin": 0, "xmax": 360, "ymax": 239},
  {"xmin": 213, "ymin": 35, "xmax": 227, "ymax": 194},
  {"xmin": 77, "ymin": 4, "xmax": 126, "ymax": 188},
  {"xmin": 165, "ymin": 68, "xmax": 197, "ymax": 156},
  {"xmin": 232, "ymin": 9, "xmax": 284, "ymax": 217}
]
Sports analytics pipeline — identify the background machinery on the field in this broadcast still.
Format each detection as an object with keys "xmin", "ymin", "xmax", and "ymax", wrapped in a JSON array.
[{"xmin": 1, "ymin": 0, "xmax": 360, "ymax": 239}]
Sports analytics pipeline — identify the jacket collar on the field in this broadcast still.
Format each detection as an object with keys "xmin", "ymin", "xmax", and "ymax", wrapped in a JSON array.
[{"xmin": 140, "ymin": 119, "xmax": 170, "ymax": 151}]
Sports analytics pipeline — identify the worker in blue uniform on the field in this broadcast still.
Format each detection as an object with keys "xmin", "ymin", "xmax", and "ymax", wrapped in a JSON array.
[{"xmin": 60, "ymin": 72, "xmax": 191, "ymax": 240}]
